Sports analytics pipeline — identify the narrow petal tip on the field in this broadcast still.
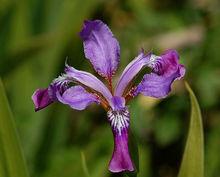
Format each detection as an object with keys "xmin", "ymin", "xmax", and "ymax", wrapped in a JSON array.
[{"xmin": 109, "ymin": 162, "xmax": 135, "ymax": 173}]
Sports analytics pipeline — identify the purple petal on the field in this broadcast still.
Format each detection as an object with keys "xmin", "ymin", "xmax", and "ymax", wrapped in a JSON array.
[
  {"xmin": 64, "ymin": 64, "xmax": 113, "ymax": 106},
  {"xmin": 80, "ymin": 20, "xmax": 120, "ymax": 78},
  {"xmin": 135, "ymin": 49, "xmax": 185, "ymax": 98},
  {"xmin": 56, "ymin": 86, "xmax": 99, "ymax": 110},
  {"xmin": 107, "ymin": 108, "xmax": 134, "ymax": 172},
  {"xmin": 32, "ymin": 79, "xmax": 69, "ymax": 111},
  {"xmin": 135, "ymin": 70, "xmax": 181, "ymax": 98},
  {"xmin": 150, "ymin": 50, "xmax": 185, "ymax": 77},
  {"xmin": 32, "ymin": 88, "xmax": 53, "ymax": 111},
  {"xmin": 110, "ymin": 96, "xmax": 125, "ymax": 111},
  {"xmin": 114, "ymin": 51, "xmax": 152, "ymax": 96}
]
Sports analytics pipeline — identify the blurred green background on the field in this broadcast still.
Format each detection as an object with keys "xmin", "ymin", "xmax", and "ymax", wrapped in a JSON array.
[{"xmin": 0, "ymin": 0, "xmax": 220, "ymax": 177}]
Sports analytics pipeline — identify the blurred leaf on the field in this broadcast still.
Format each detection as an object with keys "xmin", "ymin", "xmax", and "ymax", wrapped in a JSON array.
[
  {"xmin": 126, "ymin": 172, "xmax": 137, "ymax": 177},
  {"xmin": 0, "ymin": 34, "xmax": 53, "ymax": 76},
  {"xmin": 85, "ymin": 125, "xmax": 112, "ymax": 177},
  {"xmin": 178, "ymin": 82, "xmax": 204, "ymax": 177},
  {"xmin": 81, "ymin": 151, "xmax": 90, "ymax": 177},
  {"xmin": 154, "ymin": 114, "xmax": 181, "ymax": 146},
  {"xmin": 3, "ymin": 0, "xmax": 101, "ymax": 175},
  {"xmin": 42, "ymin": 148, "xmax": 85, "ymax": 177},
  {"xmin": 138, "ymin": 96, "xmax": 160, "ymax": 110},
  {"xmin": 138, "ymin": 146, "xmax": 151, "ymax": 177},
  {"xmin": 0, "ymin": 78, "xmax": 29, "ymax": 177},
  {"xmin": 205, "ymin": 114, "xmax": 220, "ymax": 177},
  {"xmin": 90, "ymin": 156, "xmax": 109, "ymax": 177},
  {"xmin": 0, "ymin": 138, "xmax": 7, "ymax": 177}
]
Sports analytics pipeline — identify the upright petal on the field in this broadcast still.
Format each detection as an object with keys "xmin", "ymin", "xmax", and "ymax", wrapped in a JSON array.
[
  {"xmin": 64, "ymin": 64, "xmax": 113, "ymax": 106},
  {"xmin": 32, "ymin": 88, "xmax": 53, "ymax": 111},
  {"xmin": 114, "ymin": 51, "xmax": 152, "ymax": 96},
  {"xmin": 56, "ymin": 85, "xmax": 99, "ymax": 110},
  {"xmin": 80, "ymin": 20, "xmax": 120, "ymax": 78},
  {"xmin": 135, "ymin": 50, "xmax": 185, "ymax": 98},
  {"xmin": 107, "ymin": 108, "xmax": 134, "ymax": 172}
]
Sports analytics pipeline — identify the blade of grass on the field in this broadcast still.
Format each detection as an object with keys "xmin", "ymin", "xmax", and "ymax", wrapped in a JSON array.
[
  {"xmin": 80, "ymin": 151, "xmax": 90, "ymax": 177},
  {"xmin": 178, "ymin": 82, "xmax": 204, "ymax": 177},
  {"xmin": 0, "ymin": 78, "xmax": 29, "ymax": 177}
]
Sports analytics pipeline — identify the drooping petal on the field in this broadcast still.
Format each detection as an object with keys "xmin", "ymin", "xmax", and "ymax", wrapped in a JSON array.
[
  {"xmin": 80, "ymin": 20, "xmax": 120, "ymax": 79},
  {"xmin": 32, "ymin": 77, "xmax": 69, "ymax": 111},
  {"xmin": 32, "ymin": 75, "xmax": 100, "ymax": 111},
  {"xmin": 64, "ymin": 64, "xmax": 113, "ymax": 106},
  {"xmin": 107, "ymin": 107, "xmax": 134, "ymax": 172},
  {"xmin": 149, "ymin": 50, "xmax": 185, "ymax": 77},
  {"xmin": 32, "ymin": 88, "xmax": 53, "ymax": 111},
  {"xmin": 56, "ymin": 85, "xmax": 99, "ymax": 110},
  {"xmin": 135, "ymin": 49, "xmax": 185, "ymax": 98},
  {"xmin": 114, "ymin": 51, "xmax": 152, "ymax": 96},
  {"xmin": 135, "ymin": 69, "xmax": 182, "ymax": 98}
]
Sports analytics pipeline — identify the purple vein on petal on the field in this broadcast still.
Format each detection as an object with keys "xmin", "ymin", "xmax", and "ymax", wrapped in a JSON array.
[
  {"xmin": 114, "ymin": 51, "xmax": 152, "ymax": 96},
  {"xmin": 64, "ymin": 64, "xmax": 114, "ymax": 106},
  {"xmin": 135, "ymin": 49, "xmax": 185, "ymax": 98},
  {"xmin": 107, "ymin": 107, "xmax": 134, "ymax": 172},
  {"xmin": 80, "ymin": 20, "xmax": 120, "ymax": 79},
  {"xmin": 56, "ymin": 85, "xmax": 100, "ymax": 110}
]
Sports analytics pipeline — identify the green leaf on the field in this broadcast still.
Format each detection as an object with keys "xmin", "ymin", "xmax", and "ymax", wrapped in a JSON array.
[
  {"xmin": 0, "ymin": 138, "xmax": 7, "ymax": 177},
  {"xmin": 178, "ymin": 82, "xmax": 204, "ymax": 177},
  {"xmin": 0, "ymin": 78, "xmax": 29, "ymax": 177}
]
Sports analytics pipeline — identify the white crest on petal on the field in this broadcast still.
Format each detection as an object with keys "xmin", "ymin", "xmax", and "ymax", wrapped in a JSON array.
[
  {"xmin": 48, "ymin": 74, "xmax": 70, "ymax": 100},
  {"xmin": 148, "ymin": 54, "xmax": 161, "ymax": 68},
  {"xmin": 52, "ymin": 74, "xmax": 69, "ymax": 85},
  {"xmin": 107, "ymin": 109, "xmax": 130, "ymax": 136}
]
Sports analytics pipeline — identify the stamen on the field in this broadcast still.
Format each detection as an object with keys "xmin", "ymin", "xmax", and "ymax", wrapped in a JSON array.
[
  {"xmin": 93, "ymin": 93, "xmax": 109, "ymax": 111},
  {"xmin": 124, "ymin": 86, "xmax": 137, "ymax": 103}
]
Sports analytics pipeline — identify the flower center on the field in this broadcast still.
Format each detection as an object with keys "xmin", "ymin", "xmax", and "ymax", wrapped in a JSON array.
[{"xmin": 107, "ymin": 108, "xmax": 130, "ymax": 136}]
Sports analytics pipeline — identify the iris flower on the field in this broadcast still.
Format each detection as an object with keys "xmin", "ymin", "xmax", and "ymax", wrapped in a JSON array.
[{"xmin": 32, "ymin": 20, "xmax": 185, "ymax": 173}]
